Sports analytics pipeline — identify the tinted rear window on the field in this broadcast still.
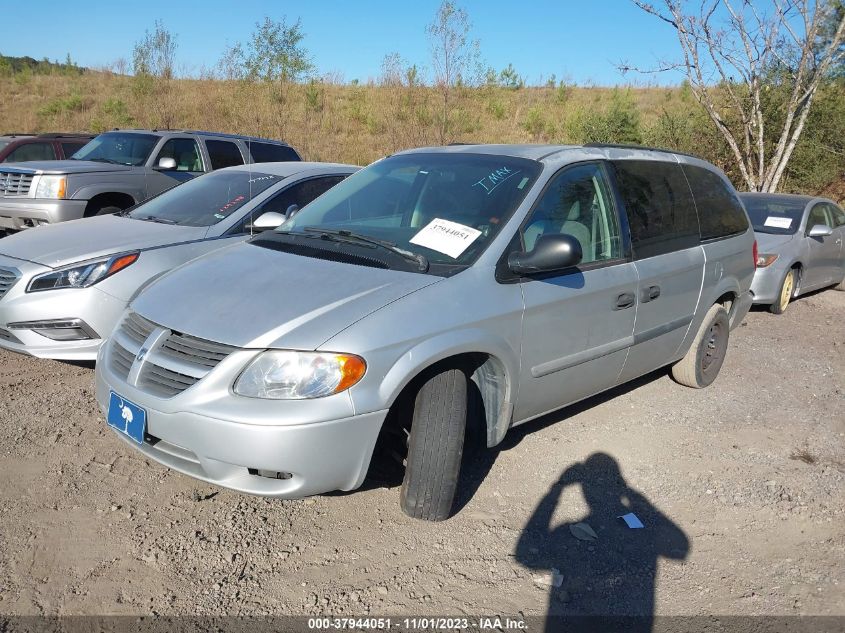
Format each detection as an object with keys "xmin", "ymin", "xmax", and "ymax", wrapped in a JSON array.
[
  {"xmin": 682, "ymin": 164, "xmax": 748, "ymax": 240},
  {"xmin": 248, "ymin": 142, "xmax": 300, "ymax": 163},
  {"xmin": 612, "ymin": 160, "xmax": 699, "ymax": 259},
  {"xmin": 206, "ymin": 140, "xmax": 244, "ymax": 170}
]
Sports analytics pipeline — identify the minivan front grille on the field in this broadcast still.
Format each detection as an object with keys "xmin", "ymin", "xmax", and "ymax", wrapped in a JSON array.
[
  {"xmin": 0, "ymin": 267, "xmax": 21, "ymax": 300},
  {"xmin": 0, "ymin": 171, "xmax": 34, "ymax": 197},
  {"xmin": 109, "ymin": 311, "xmax": 237, "ymax": 398}
]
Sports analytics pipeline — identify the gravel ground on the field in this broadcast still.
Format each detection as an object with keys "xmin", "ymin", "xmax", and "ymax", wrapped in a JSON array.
[{"xmin": 0, "ymin": 288, "xmax": 842, "ymax": 621}]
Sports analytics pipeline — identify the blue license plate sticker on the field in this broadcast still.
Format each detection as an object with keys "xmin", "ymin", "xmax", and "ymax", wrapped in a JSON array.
[{"xmin": 107, "ymin": 392, "xmax": 147, "ymax": 445}]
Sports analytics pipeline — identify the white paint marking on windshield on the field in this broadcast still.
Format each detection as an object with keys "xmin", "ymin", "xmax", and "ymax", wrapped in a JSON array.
[{"xmin": 473, "ymin": 167, "xmax": 521, "ymax": 196}]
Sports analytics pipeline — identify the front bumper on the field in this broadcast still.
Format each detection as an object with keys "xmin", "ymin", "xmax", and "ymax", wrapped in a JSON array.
[
  {"xmin": 750, "ymin": 265, "xmax": 788, "ymax": 304},
  {"xmin": 0, "ymin": 280, "xmax": 127, "ymax": 360},
  {"xmin": 94, "ymin": 341, "xmax": 388, "ymax": 498},
  {"xmin": 0, "ymin": 199, "xmax": 88, "ymax": 230}
]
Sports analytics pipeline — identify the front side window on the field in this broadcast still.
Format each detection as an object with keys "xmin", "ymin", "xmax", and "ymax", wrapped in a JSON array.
[
  {"xmin": 612, "ymin": 160, "xmax": 699, "ymax": 259},
  {"xmin": 826, "ymin": 203, "xmax": 845, "ymax": 228},
  {"xmin": 806, "ymin": 203, "xmax": 832, "ymax": 234},
  {"xmin": 72, "ymin": 133, "xmax": 159, "ymax": 166},
  {"xmin": 682, "ymin": 164, "xmax": 748, "ymax": 240},
  {"xmin": 5, "ymin": 142, "xmax": 56, "ymax": 162},
  {"xmin": 521, "ymin": 162, "xmax": 622, "ymax": 265},
  {"xmin": 127, "ymin": 170, "xmax": 282, "ymax": 227},
  {"xmin": 206, "ymin": 140, "xmax": 244, "ymax": 170},
  {"xmin": 155, "ymin": 138, "xmax": 203, "ymax": 172},
  {"xmin": 739, "ymin": 195, "xmax": 805, "ymax": 235},
  {"xmin": 277, "ymin": 153, "xmax": 542, "ymax": 269},
  {"xmin": 61, "ymin": 141, "xmax": 88, "ymax": 157}
]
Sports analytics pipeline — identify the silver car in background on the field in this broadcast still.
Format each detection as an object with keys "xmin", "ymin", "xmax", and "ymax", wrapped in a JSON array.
[
  {"xmin": 0, "ymin": 162, "xmax": 357, "ymax": 360},
  {"xmin": 740, "ymin": 193, "xmax": 845, "ymax": 314},
  {"xmin": 95, "ymin": 144, "xmax": 755, "ymax": 521}
]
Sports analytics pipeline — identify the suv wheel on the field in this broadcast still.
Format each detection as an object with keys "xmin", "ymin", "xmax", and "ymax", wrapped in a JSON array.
[
  {"xmin": 85, "ymin": 202, "xmax": 124, "ymax": 218},
  {"xmin": 400, "ymin": 367, "xmax": 468, "ymax": 521},
  {"xmin": 671, "ymin": 303, "xmax": 730, "ymax": 389}
]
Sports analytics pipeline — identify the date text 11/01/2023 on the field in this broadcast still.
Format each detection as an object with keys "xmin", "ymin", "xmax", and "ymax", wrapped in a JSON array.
[{"xmin": 307, "ymin": 616, "xmax": 527, "ymax": 630}]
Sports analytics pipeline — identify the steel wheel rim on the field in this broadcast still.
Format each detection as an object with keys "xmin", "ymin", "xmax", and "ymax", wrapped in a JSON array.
[
  {"xmin": 701, "ymin": 321, "xmax": 724, "ymax": 375},
  {"xmin": 780, "ymin": 272, "xmax": 794, "ymax": 311}
]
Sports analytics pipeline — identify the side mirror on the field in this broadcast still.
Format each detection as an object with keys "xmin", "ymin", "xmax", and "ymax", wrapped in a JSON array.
[
  {"xmin": 285, "ymin": 204, "xmax": 300, "ymax": 218},
  {"xmin": 251, "ymin": 211, "xmax": 286, "ymax": 232},
  {"xmin": 807, "ymin": 224, "xmax": 833, "ymax": 238},
  {"xmin": 156, "ymin": 157, "xmax": 177, "ymax": 170},
  {"xmin": 508, "ymin": 233, "xmax": 583, "ymax": 275}
]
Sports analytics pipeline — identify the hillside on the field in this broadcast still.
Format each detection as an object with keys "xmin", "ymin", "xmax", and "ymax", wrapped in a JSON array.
[{"xmin": 1, "ymin": 72, "xmax": 842, "ymax": 199}]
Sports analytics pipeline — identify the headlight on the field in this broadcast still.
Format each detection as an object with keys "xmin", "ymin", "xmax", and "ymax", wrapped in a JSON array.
[
  {"xmin": 756, "ymin": 253, "xmax": 779, "ymax": 267},
  {"xmin": 27, "ymin": 252, "xmax": 139, "ymax": 292},
  {"xmin": 35, "ymin": 175, "xmax": 67, "ymax": 199},
  {"xmin": 234, "ymin": 350, "xmax": 366, "ymax": 399}
]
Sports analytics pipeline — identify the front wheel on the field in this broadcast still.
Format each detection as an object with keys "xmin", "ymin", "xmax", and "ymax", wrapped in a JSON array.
[
  {"xmin": 770, "ymin": 269, "xmax": 796, "ymax": 314},
  {"xmin": 671, "ymin": 304, "xmax": 730, "ymax": 389},
  {"xmin": 400, "ymin": 368, "xmax": 468, "ymax": 521}
]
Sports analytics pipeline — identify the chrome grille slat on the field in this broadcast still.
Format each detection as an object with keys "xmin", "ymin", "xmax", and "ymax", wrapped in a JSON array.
[
  {"xmin": 108, "ymin": 311, "xmax": 234, "ymax": 398},
  {"xmin": 0, "ymin": 171, "xmax": 35, "ymax": 197},
  {"xmin": 0, "ymin": 267, "xmax": 21, "ymax": 300}
]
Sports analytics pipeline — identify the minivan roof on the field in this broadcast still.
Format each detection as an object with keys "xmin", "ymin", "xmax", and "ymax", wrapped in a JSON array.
[{"xmin": 395, "ymin": 143, "xmax": 707, "ymax": 163}]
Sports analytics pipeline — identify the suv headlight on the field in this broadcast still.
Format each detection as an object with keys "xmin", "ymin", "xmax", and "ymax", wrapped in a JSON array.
[
  {"xmin": 234, "ymin": 350, "xmax": 366, "ymax": 399},
  {"xmin": 35, "ymin": 175, "xmax": 67, "ymax": 199},
  {"xmin": 27, "ymin": 252, "xmax": 139, "ymax": 292}
]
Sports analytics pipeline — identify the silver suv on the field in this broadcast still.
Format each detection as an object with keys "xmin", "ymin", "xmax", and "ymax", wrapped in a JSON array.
[
  {"xmin": 0, "ymin": 129, "xmax": 300, "ymax": 231},
  {"xmin": 94, "ymin": 144, "xmax": 755, "ymax": 521}
]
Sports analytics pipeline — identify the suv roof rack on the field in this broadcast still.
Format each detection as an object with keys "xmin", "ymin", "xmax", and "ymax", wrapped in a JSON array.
[
  {"xmin": 36, "ymin": 133, "xmax": 92, "ymax": 138},
  {"xmin": 584, "ymin": 142, "xmax": 702, "ymax": 160},
  {"xmin": 1, "ymin": 132, "xmax": 34, "ymax": 138},
  {"xmin": 108, "ymin": 128, "xmax": 291, "ymax": 146}
]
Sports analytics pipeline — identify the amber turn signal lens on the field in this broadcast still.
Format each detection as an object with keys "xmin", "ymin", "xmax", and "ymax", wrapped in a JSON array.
[
  {"xmin": 108, "ymin": 253, "xmax": 140, "ymax": 275},
  {"xmin": 756, "ymin": 253, "xmax": 779, "ymax": 267},
  {"xmin": 335, "ymin": 354, "xmax": 367, "ymax": 392}
]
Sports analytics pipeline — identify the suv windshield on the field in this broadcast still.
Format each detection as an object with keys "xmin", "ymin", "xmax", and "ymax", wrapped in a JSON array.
[
  {"xmin": 72, "ymin": 132, "xmax": 159, "ymax": 166},
  {"xmin": 128, "ymin": 170, "xmax": 282, "ymax": 227},
  {"xmin": 739, "ymin": 194, "xmax": 804, "ymax": 235},
  {"xmin": 277, "ymin": 152, "xmax": 541, "ymax": 269}
]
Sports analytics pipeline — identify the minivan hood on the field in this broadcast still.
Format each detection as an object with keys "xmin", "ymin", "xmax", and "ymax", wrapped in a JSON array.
[
  {"xmin": 0, "ymin": 159, "xmax": 131, "ymax": 174},
  {"xmin": 0, "ymin": 215, "xmax": 206, "ymax": 268},
  {"xmin": 753, "ymin": 231, "xmax": 795, "ymax": 252},
  {"xmin": 132, "ymin": 242, "xmax": 442, "ymax": 350}
]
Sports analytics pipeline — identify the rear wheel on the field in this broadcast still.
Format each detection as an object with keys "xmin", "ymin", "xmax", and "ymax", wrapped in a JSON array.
[
  {"xmin": 671, "ymin": 304, "xmax": 730, "ymax": 389},
  {"xmin": 770, "ymin": 269, "xmax": 796, "ymax": 314},
  {"xmin": 400, "ymin": 368, "xmax": 468, "ymax": 521}
]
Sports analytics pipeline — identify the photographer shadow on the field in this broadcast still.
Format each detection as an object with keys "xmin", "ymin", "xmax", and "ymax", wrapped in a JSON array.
[{"xmin": 515, "ymin": 452, "xmax": 689, "ymax": 633}]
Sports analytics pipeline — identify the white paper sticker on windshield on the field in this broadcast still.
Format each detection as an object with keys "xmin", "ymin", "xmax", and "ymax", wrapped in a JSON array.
[
  {"xmin": 764, "ymin": 216, "xmax": 793, "ymax": 229},
  {"xmin": 409, "ymin": 218, "xmax": 482, "ymax": 259}
]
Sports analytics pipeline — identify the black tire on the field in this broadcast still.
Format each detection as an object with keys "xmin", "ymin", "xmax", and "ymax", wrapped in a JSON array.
[
  {"xmin": 400, "ymin": 368, "xmax": 468, "ymax": 521},
  {"xmin": 769, "ymin": 269, "xmax": 796, "ymax": 315},
  {"xmin": 671, "ymin": 304, "xmax": 730, "ymax": 389}
]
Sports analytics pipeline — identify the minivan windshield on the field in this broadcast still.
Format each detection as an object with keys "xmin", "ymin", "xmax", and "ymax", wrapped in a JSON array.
[
  {"xmin": 739, "ymin": 194, "xmax": 804, "ymax": 235},
  {"xmin": 128, "ymin": 170, "xmax": 282, "ymax": 227},
  {"xmin": 277, "ymin": 152, "xmax": 541, "ymax": 269},
  {"xmin": 71, "ymin": 132, "xmax": 159, "ymax": 166}
]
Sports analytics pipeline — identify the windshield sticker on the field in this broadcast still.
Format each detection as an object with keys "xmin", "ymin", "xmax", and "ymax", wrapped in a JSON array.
[
  {"xmin": 473, "ymin": 167, "xmax": 521, "ymax": 196},
  {"xmin": 218, "ymin": 194, "xmax": 247, "ymax": 217},
  {"xmin": 409, "ymin": 218, "xmax": 482, "ymax": 259},
  {"xmin": 764, "ymin": 216, "xmax": 793, "ymax": 229},
  {"xmin": 517, "ymin": 176, "xmax": 529, "ymax": 190}
]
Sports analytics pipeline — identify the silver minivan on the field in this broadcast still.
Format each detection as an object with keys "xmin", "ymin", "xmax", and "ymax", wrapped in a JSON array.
[{"xmin": 94, "ymin": 144, "xmax": 755, "ymax": 521}]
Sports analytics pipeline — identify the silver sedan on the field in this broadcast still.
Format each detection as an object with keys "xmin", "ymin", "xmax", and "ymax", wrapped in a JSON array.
[
  {"xmin": 740, "ymin": 192, "xmax": 845, "ymax": 314},
  {"xmin": 0, "ymin": 162, "xmax": 357, "ymax": 360}
]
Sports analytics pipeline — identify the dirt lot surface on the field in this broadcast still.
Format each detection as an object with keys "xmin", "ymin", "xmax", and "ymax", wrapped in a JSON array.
[{"xmin": 0, "ymin": 289, "xmax": 843, "ymax": 621}]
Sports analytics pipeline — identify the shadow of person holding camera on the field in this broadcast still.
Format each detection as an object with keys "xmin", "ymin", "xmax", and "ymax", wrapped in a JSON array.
[{"xmin": 515, "ymin": 452, "xmax": 689, "ymax": 633}]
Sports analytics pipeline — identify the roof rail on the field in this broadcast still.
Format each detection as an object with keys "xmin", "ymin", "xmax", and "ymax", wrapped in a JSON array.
[
  {"xmin": 1, "ymin": 132, "xmax": 35, "ymax": 137},
  {"xmin": 106, "ymin": 128, "xmax": 290, "ymax": 146},
  {"xmin": 584, "ymin": 142, "xmax": 703, "ymax": 160},
  {"xmin": 36, "ymin": 132, "xmax": 92, "ymax": 138}
]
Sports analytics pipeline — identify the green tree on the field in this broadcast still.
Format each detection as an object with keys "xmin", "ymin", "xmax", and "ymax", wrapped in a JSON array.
[
  {"xmin": 243, "ymin": 17, "xmax": 313, "ymax": 83},
  {"xmin": 132, "ymin": 20, "xmax": 177, "ymax": 79}
]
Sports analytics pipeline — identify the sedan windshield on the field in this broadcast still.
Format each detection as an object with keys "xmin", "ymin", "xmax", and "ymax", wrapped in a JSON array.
[
  {"xmin": 128, "ymin": 170, "xmax": 282, "ymax": 227},
  {"xmin": 71, "ymin": 132, "xmax": 159, "ymax": 166},
  {"xmin": 739, "ymin": 194, "xmax": 804, "ymax": 235},
  {"xmin": 278, "ymin": 152, "xmax": 542, "ymax": 269}
]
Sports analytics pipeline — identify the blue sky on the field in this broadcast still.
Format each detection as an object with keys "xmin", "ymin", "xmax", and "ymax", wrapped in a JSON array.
[{"xmin": 2, "ymin": 1, "xmax": 686, "ymax": 86}]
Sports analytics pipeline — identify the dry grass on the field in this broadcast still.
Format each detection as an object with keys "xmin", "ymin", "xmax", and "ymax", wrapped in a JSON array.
[{"xmin": 0, "ymin": 73, "xmax": 690, "ymax": 165}]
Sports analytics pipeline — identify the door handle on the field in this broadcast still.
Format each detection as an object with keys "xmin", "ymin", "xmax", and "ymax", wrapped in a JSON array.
[
  {"xmin": 641, "ymin": 285, "xmax": 661, "ymax": 303},
  {"xmin": 614, "ymin": 292, "xmax": 636, "ymax": 310}
]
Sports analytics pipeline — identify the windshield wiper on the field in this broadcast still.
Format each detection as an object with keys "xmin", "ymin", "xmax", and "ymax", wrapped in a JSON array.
[
  {"xmin": 88, "ymin": 157, "xmax": 131, "ymax": 166},
  {"xmin": 138, "ymin": 215, "xmax": 177, "ymax": 225},
  {"xmin": 302, "ymin": 227, "xmax": 429, "ymax": 272}
]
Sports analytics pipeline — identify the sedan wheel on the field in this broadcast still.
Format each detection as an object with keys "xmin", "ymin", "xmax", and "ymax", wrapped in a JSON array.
[{"xmin": 770, "ymin": 269, "xmax": 795, "ymax": 315}]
